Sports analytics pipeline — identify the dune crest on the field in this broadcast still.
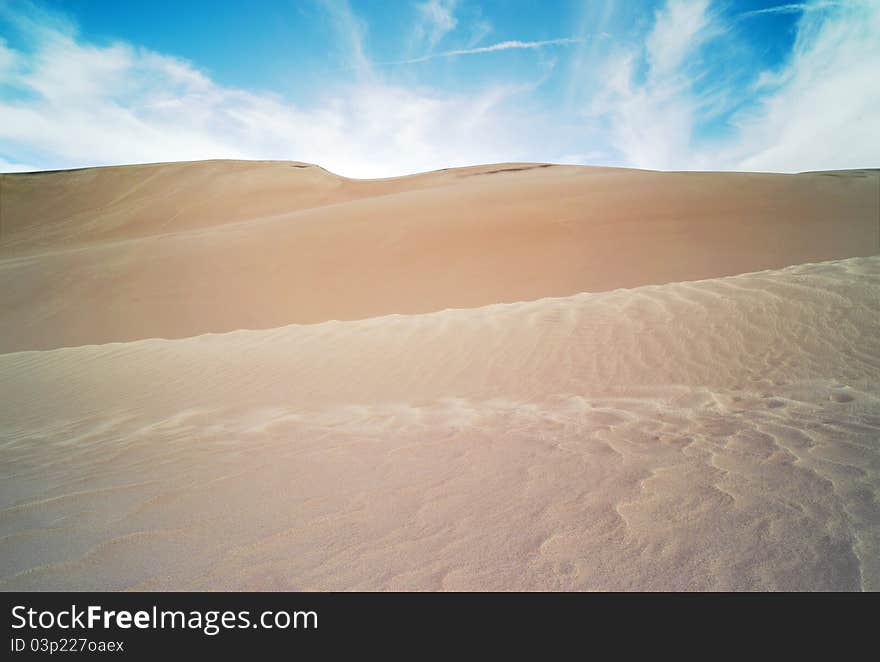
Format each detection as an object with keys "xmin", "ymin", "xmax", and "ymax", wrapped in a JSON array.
[{"xmin": 1, "ymin": 160, "xmax": 877, "ymax": 353}]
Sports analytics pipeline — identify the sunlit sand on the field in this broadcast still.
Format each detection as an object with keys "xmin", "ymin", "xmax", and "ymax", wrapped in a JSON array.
[{"xmin": 1, "ymin": 161, "xmax": 878, "ymax": 590}]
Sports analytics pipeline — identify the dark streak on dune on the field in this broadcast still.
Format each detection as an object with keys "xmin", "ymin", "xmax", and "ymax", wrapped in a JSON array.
[{"xmin": 469, "ymin": 164, "xmax": 556, "ymax": 175}]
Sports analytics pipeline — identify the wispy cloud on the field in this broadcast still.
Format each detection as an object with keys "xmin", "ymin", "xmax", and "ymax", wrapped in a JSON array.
[
  {"xmin": 384, "ymin": 38, "xmax": 584, "ymax": 66},
  {"xmin": 739, "ymin": 2, "xmax": 841, "ymax": 19},
  {"xmin": 465, "ymin": 15, "xmax": 493, "ymax": 48},
  {"xmin": 646, "ymin": 0, "xmax": 713, "ymax": 75},
  {"xmin": 0, "ymin": 3, "xmax": 545, "ymax": 177},
  {"xmin": 414, "ymin": 0, "xmax": 459, "ymax": 50},
  {"xmin": 1, "ymin": 0, "xmax": 877, "ymax": 176},
  {"xmin": 319, "ymin": 0, "xmax": 373, "ymax": 74},
  {"xmin": 732, "ymin": 0, "xmax": 880, "ymax": 171},
  {"xmin": 588, "ymin": 0, "xmax": 717, "ymax": 170},
  {"xmin": 585, "ymin": 0, "xmax": 880, "ymax": 172},
  {"xmin": 0, "ymin": 155, "xmax": 37, "ymax": 172}
]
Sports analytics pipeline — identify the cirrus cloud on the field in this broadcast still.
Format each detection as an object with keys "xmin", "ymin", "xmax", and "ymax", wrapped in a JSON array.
[{"xmin": 0, "ymin": 0, "xmax": 878, "ymax": 176}]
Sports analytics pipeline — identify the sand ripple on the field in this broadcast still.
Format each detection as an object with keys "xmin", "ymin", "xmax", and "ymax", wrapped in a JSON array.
[{"xmin": 1, "ymin": 257, "xmax": 878, "ymax": 590}]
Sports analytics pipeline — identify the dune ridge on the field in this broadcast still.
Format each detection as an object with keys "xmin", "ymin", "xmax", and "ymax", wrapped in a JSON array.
[
  {"xmin": 2, "ymin": 160, "xmax": 877, "ymax": 353},
  {"xmin": 1, "ymin": 255, "xmax": 878, "ymax": 591}
]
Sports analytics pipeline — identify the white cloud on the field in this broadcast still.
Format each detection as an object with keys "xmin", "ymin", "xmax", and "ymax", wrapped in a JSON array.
[
  {"xmin": 738, "ymin": 2, "xmax": 841, "ymax": 19},
  {"xmin": 732, "ymin": 0, "xmax": 880, "ymax": 171},
  {"xmin": 1, "ymin": 0, "xmax": 877, "ymax": 176},
  {"xmin": 320, "ymin": 0, "xmax": 373, "ymax": 73},
  {"xmin": 415, "ymin": 0, "xmax": 459, "ymax": 50},
  {"xmin": 0, "ymin": 37, "xmax": 18, "ymax": 73},
  {"xmin": 386, "ymin": 38, "xmax": 583, "ymax": 65},
  {"xmin": 0, "ymin": 155, "xmax": 37, "ymax": 172},
  {"xmin": 0, "ymin": 5, "xmax": 545, "ymax": 177},
  {"xmin": 466, "ymin": 17, "xmax": 493, "ymax": 48},
  {"xmin": 645, "ymin": 0, "xmax": 712, "ymax": 76},
  {"xmin": 588, "ymin": 0, "xmax": 716, "ymax": 170},
  {"xmin": 586, "ymin": 0, "xmax": 880, "ymax": 172}
]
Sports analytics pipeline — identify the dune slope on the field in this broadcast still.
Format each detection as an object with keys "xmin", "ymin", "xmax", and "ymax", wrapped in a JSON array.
[
  {"xmin": 1, "ymin": 256, "xmax": 878, "ymax": 591},
  {"xmin": 1, "ymin": 161, "xmax": 877, "ymax": 353}
]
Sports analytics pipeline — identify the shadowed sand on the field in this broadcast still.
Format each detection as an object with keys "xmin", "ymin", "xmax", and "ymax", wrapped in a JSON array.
[
  {"xmin": 0, "ymin": 161, "xmax": 878, "ymax": 591},
  {"xmin": 1, "ymin": 160, "xmax": 877, "ymax": 353}
]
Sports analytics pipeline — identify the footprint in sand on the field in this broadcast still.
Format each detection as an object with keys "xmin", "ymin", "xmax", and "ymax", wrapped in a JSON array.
[{"xmin": 830, "ymin": 392, "xmax": 854, "ymax": 403}]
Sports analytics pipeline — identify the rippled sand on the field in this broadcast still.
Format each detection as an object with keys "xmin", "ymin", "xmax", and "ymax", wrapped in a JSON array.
[{"xmin": 2, "ymin": 254, "xmax": 878, "ymax": 590}]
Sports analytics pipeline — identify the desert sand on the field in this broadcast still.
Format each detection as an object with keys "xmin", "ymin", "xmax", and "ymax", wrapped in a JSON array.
[
  {"xmin": 0, "ymin": 160, "xmax": 878, "ymax": 590},
  {"xmin": 1, "ymin": 161, "xmax": 877, "ymax": 353}
]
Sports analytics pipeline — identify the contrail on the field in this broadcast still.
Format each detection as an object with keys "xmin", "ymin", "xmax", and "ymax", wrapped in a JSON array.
[
  {"xmin": 384, "ymin": 37, "xmax": 584, "ymax": 65},
  {"xmin": 739, "ymin": 2, "xmax": 840, "ymax": 19}
]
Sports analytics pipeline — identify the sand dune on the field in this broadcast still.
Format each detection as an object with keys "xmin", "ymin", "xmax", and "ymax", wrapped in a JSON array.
[
  {"xmin": 1, "ymin": 255, "xmax": 878, "ymax": 591},
  {"xmin": 1, "ymin": 161, "xmax": 877, "ymax": 353},
  {"xmin": 1, "ymin": 160, "xmax": 878, "ymax": 591}
]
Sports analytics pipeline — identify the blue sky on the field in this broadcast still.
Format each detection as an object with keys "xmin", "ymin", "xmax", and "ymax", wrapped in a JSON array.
[{"xmin": 0, "ymin": 0, "xmax": 878, "ymax": 176}]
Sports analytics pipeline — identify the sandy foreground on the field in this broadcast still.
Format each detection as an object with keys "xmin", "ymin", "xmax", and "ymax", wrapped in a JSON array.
[{"xmin": 0, "ymin": 161, "xmax": 878, "ymax": 591}]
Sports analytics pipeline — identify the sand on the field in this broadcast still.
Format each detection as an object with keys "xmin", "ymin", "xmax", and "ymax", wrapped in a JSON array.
[
  {"xmin": 1, "ymin": 161, "xmax": 877, "ymax": 353},
  {"xmin": 0, "ymin": 161, "xmax": 878, "ymax": 591}
]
